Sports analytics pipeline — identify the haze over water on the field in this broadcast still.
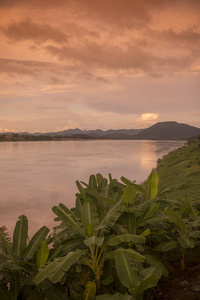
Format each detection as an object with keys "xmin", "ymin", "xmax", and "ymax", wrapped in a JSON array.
[{"xmin": 0, "ymin": 140, "xmax": 184, "ymax": 235}]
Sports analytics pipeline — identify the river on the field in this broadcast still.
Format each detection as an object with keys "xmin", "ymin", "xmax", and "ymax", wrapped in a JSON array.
[{"xmin": 0, "ymin": 140, "xmax": 185, "ymax": 235}]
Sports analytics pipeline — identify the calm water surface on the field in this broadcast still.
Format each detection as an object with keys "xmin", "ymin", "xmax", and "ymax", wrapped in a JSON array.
[{"xmin": 0, "ymin": 140, "xmax": 185, "ymax": 235}]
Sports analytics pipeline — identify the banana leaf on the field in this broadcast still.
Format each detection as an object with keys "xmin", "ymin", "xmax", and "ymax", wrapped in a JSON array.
[
  {"xmin": 147, "ymin": 170, "xmax": 158, "ymax": 200},
  {"xmin": 123, "ymin": 185, "xmax": 136, "ymax": 205},
  {"xmin": 12, "ymin": 215, "xmax": 28, "ymax": 257},
  {"xmin": 23, "ymin": 226, "xmax": 49, "ymax": 260},
  {"xmin": 184, "ymin": 196, "xmax": 198, "ymax": 219},
  {"xmin": 164, "ymin": 207, "xmax": 186, "ymax": 234},
  {"xmin": 0, "ymin": 231, "xmax": 14, "ymax": 261},
  {"xmin": 135, "ymin": 266, "xmax": 162, "ymax": 294},
  {"xmin": 84, "ymin": 236, "xmax": 104, "ymax": 247},
  {"xmin": 115, "ymin": 251, "xmax": 139, "ymax": 289},
  {"xmin": 36, "ymin": 241, "xmax": 49, "ymax": 269},
  {"xmin": 178, "ymin": 237, "xmax": 195, "ymax": 249},
  {"xmin": 144, "ymin": 255, "xmax": 168, "ymax": 276},
  {"xmin": 52, "ymin": 204, "xmax": 83, "ymax": 235},
  {"xmin": 34, "ymin": 249, "xmax": 86, "ymax": 284},
  {"xmin": 107, "ymin": 234, "xmax": 145, "ymax": 246},
  {"xmin": 96, "ymin": 200, "xmax": 124, "ymax": 236},
  {"xmin": 155, "ymin": 240, "xmax": 177, "ymax": 252},
  {"xmin": 81, "ymin": 202, "xmax": 99, "ymax": 230}
]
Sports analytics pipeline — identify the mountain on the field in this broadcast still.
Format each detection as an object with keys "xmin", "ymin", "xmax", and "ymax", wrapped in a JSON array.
[
  {"xmin": 1, "ymin": 122, "xmax": 199, "ymax": 140},
  {"xmin": 135, "ymin": 121, "xmax": 200, "ymax": 140},
  {"xmin": 37, "ymin": 128, "xmax": 143, "ymax": 138}
]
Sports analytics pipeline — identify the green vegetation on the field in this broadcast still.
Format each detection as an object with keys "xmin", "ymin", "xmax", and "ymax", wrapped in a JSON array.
[
  {"xmin": 0, "ymin": 141, "xmax": 200, "ymax": 299},
  {"xmin": 0, "ymin": 133, "xmax": 94, "ymax": 142},
  {"xmin": 157, "ymin": 140, "xmax": 200, "ymax": 201}
]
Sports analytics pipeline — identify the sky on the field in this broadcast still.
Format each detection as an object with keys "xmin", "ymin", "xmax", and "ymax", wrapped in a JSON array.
[{"xmin": 0, "ymin": 0, "xmax": 200, "ymax": 133}]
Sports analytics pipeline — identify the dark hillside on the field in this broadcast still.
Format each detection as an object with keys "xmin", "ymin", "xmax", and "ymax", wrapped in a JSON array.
[{"xmin": 135, "ymin": 121, "xmax": 200, "ymax": 140}]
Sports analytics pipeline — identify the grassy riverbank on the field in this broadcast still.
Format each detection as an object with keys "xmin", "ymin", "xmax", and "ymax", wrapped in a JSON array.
[{"xmin": 157, "ymin": 140, "xmax": 200, "ymax": 202}]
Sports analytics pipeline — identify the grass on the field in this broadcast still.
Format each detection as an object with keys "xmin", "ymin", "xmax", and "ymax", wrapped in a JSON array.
[{"xmin": 157, "ymin": 140, "xmax": 200, "ymax": 202}]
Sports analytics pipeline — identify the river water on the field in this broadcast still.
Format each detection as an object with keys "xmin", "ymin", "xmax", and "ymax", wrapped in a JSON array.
[{"xmin": 0, "ymin": 140, "xmax": 185, "ymax": 235}]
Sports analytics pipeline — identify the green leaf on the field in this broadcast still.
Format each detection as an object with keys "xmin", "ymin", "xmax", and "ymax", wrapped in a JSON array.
[
  {"xmin": 0, "ymin": 231, "xmax": 14, "ymax": 261},
  {"xmin": 115, "ymin": 251, "xmax": 139, "ymax": 289},
  {"xmin": 107, "ymin": 234, "xmax": 145, "ymax": 246},
  {"xmin": 85, "ymin": 223, "xmax": 93, "ymax": 237},
  {"xmin": 116, "ymin": 248, "xmax": 145, "ymax": 263},
  {"xmin": 164, "ymin": 207, "xmax": 186, "ymax": 235},
  {"xmin": 34, "ymin": 249, "xmax": 86, "ymax": 284},
  {"xmin": 84, "ymin": 281, "xmax": 96, "ymax": 300},
  {"xmin": 52, "ymin": 204, "xmax": 83, "ymax": 235},
  {"xmin": 75, "ymin": 197, "xmax": 84, "ymax": 216},
  {"xmin": 148, "ymin": 170, "xmax": 159, "ymax": 200},
  {"xmin": 140, "ymin": 228, "xmax": 150, "ymax": 237},
  {"xmin": 36, "ymin": 241, "xmax": 49, "ymax": 269},
  {"xmin": 145, "ymin": 255, "xmax": 168, "ymax": 277},
  {"xmin": 96, "ymin": 173, "xmax": 104, "ymax": 187},
  {"xmin": 121, "ymin": 176, "xmax": 134, "ymax": 185},
  {"xmin": 184, "ymin": 196, "xmax": 198, "ymax": 218},
  {"xmin": 96, "ymin": 200, "xmax": 124, "ymax": 236},
  {"xmin": 155, "ymin": 241, "xmax": 177, "ymax": 252},
  {"xmin": 134, "ymin": 184, "xmax": 149, "ymax": 200},
  {"xmin": 123, "ymin": 185, "xmax": 136, "ymax": 205},
  {"xmin": 81, "ymin": 202, "xmax": 99, "ymax": 230},
  {"xmin": 188, "ymin": 230, "xmax": 200, "ymax": 239},
  {"xmin": 105, "ymin": 248, "xmax": 145, "ymax": 263},
  {"xmin": 137, "ymin": 266, "xmax": 162, "ymax": 294},
  {"xmin": 12, "ymin": 215, "xmax": 28, "ymax": 257},
  {"xmin": 178, "ymin": 237, "xmax": 195, "ymax": 249},
  {"xmin": 89, "ymin": 175, "xmax": 98, "ymax": 189},
  {"xmin": 76, "ymin": 180, "xmax": 86, "ymax": 198},
  {"xmin": 124, "ymin": 212, "xmax": 136, "ymax": 234},
  {"xmin": 138, "ymin": 204, "xmax": 159, "ymax": 224},
  {"xmin": 23, "ymin": 226, "xmax": 49, "ymax": 260},
  {"xmin": 84, "ymin": 236, "xmax": 104, "ymax": 247}
]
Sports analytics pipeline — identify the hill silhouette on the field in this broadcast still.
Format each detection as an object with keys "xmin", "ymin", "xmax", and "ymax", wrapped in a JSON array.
[
  {"xmin": 135, "ymin": 121, "xmax": 200, "ymax": 140},
  {"xmin": 1, "ymin": 122, "xmax": 200, "ymax": 140}
]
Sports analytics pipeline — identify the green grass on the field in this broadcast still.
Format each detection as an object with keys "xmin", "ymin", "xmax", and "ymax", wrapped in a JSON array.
[{"xmin": 157, "ymin": 140, "xmax": 200, "ymax": 202}]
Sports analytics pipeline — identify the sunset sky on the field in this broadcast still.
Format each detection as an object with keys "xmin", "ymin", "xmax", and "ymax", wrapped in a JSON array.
[{"xmin": 0, "ymin": 0, "xmax": 199, "ymax": 133}]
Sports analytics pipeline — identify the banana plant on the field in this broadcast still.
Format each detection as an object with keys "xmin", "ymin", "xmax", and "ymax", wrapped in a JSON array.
[
  {"xmin": 156, "ymin": 196, "xmax": 200, "ymax": 270},
  {"xmin": 0, "ymin": 215, "xmax": 67, "ymax": 299},
  {"xmin": 34, "ymin": 198, "xmax": 126, "ymax": 294},
  {"xmin": 118, "ymin": 169, "xmax": 166, "ymax": 251},
  {"xmin": 34, "ymin": 172, "xmax": 167, "ymax": 299}
]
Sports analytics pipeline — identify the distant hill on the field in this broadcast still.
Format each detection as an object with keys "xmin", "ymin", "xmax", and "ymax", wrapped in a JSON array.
[
  {"xmin": 40, "ymin": 128, "xmax": 143, "ymax": 138},
  {"xmin": 135, "ymin": 121, "xmax": 200, "ymax": 140},
  {"xmin": 1, "ymin": 122, "xmax": 199, "ymax": 140}
]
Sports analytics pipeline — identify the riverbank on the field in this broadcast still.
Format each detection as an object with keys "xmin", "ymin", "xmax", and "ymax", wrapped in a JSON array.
[
  {"xmin": 150, "ymin": 140, "xmax": 200, "ymax": 300},
  {"xmin": 157, "ymin": 140, "xmax": 200, "ymax": 202}
]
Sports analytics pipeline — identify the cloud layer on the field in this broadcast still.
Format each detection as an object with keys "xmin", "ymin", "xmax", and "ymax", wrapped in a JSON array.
[{"xmin": 0, "ymin": 0, "xmax": 199, "ymax": 132}]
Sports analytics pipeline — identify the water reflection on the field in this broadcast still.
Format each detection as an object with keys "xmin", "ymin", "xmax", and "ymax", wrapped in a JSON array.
[{"xmin": 0, "ymin": 140, "xmax": 184, "ymax": 235}]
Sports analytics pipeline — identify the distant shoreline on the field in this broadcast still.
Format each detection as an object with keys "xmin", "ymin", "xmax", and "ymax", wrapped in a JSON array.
[{"xmin": 0, "ymin": 137, "xmax": 187, "ymax": 142}]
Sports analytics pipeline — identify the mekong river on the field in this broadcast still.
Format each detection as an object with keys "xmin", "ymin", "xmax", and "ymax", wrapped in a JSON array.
[{"xmin": 0, "ymin": 140, "xmax": 184, "ymax": 235}]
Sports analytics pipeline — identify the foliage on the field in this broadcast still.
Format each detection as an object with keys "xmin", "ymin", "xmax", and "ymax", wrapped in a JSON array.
[
  {"xmin": 0, "ymin": 216, "xmax": 69, "ymax": 299},
  {"xmin": 32, "ymin": 170, "xmax": 168, "ymax": 299}
]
